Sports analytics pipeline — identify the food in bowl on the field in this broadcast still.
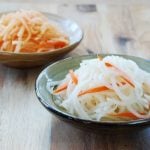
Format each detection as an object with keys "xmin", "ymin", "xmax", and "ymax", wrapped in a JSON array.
[
  {"xmin": 47, "ymin": 56, "xmax": 150, "ymax": 121},
  {"xmin": 0, "ymin": 10, "xmax": 69, "ymax": 53}
]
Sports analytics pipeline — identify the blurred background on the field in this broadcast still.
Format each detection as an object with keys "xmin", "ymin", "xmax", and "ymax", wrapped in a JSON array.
[{"xmin": 0, "ymin": 0, "xmax": 149, "ymax": 58}]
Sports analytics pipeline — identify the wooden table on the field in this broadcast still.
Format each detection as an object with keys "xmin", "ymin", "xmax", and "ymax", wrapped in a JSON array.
[{"xmin": 0, "ymin": 1, "xmax": 150, "ymax": 150}]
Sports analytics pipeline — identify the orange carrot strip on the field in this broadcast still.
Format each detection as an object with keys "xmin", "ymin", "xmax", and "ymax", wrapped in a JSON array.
[
  {"xmin": 0, "ymin": 40, "xmax": 3, "ymax": 47},
  {"xmin": 39, "ymin": 41, "xmax": 54, "ymax": 49},
  {"xmin": 53, "ymin": 83, "xmax": 68, "ymax": 93},
  {"xmin": 121, "ymin": 76, "xmax": 135, "ymax": 88},
  {"xmin": 69, "ymin": 70, "xmax": 78, "ymax": 85},
  {"xmin": 111, "ymin": 112, "xmax": 139, "ymax": 120},
  {"xmin": 78, "ymin": 86, "xmax": 109, "ymax": 96},
  {"xmin": 53, "ymin": 40, "xmax": 68, "ymax": 49},
  {"xmin": 105, "ymin": 62, "xmax": 135, "ymax": 88},
  {"xmin": 39, "ymin": 40, "xmax": 68, "ymax": 49},
  {"xmin": 117, "ymin": 81, "xmax": 126, "ymax": 86},
  {"xmin": 105, "ymin": 62, "xmax": 113, "ymax": 67}
]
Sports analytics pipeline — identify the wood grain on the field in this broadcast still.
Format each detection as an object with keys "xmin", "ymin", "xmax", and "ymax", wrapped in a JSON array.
[
  {"xmin": 0, "ymin": 66, "xmax": 51, "ymax": 150},
  {"xmin": 0, "ymin": 1, "xmax": 150, "ymax": 150},
  {"xmin": 50, "ymin": 117, "xmax": 150, "ymax": 150}
]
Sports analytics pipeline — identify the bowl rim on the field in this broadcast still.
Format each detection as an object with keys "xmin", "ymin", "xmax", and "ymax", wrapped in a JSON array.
[
  {"xmin": 35, "ymin": 54, "xmax": 150, "ymax": 126},
  {"xmin": 0, "ymin": 11, "xmax": 84, "ymax": 56}
]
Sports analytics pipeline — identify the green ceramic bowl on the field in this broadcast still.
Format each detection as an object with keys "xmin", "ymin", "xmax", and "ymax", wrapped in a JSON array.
[
  {"xmin": 0, "ymin": 12, "xmax": 83, "ymax": 68},
  {"xmin": 35, "ymin": 54, "xmax": 150, "ymax": 133}
]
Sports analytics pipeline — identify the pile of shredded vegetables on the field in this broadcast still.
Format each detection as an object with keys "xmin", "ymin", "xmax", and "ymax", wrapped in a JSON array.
[
  {"xmin": 47, "ymin": 56, "xmax": 150, "ymax": 121},
  {"xmin": 0, "ymin": 10, "xmax": 69, "ymax": 53}
]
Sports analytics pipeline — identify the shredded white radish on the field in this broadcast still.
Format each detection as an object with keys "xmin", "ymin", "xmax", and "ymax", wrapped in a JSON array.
[
  {"xmin": 0, "ymin": 10, "xmax": 69, "ymax": 53},
  {"xmin": 47, "ymin": 56, "xmax": 150, "ymax": 121}
]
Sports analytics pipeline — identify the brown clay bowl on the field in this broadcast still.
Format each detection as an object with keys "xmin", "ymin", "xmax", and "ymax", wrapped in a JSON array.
[{"xmin": 0, "ymin": 12, "xmax": 83, "ymax": 68}]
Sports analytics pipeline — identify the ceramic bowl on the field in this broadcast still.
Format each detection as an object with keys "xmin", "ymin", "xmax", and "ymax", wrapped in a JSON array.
[
  {"xmin": 0, "ymin": 12, "xmax": 83, "ymax": 68},
  {"xmin": 35, "ymin": 54, "xmax": 150, "ymax": 133}
]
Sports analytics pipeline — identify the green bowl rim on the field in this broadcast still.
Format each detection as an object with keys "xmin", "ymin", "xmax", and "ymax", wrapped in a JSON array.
[{"xmin": 35, "ymin": 54, "xmax": 150, "ymax": 126}]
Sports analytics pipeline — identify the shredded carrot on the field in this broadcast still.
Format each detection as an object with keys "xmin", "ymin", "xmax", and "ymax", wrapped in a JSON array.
[
  {"xmin": 0, "ymin": 39, "xmax": 2, "ymax": 47},
  {"xmin": 121, "ymin": 76, "xmax": 135, "ymax": 88},
  {"xmin": 105, "ymin": 62, "xmax": 113, "ymax": 67},
  {"xmin": 69, "ymin": 69, "xmax": 78, "ymax": 85},
  {"xmin": 78, "ymin": 86, "xmax": 110, "ymax": 96},
  {"xmin": 53, "ymin": 40, "xmax": 68, "ymax": 49},
  {"xmin": 53, "ymin": 83, "xmax": 68, "ymax": 93},
  {"xmin": 117, "ymin": 81, "xmax": 126, "ymax": 86},
  {"xmin": 105, "ymin": 62, "xmax": 135, "ymax": 88},
  {"xmin": 39, "ymin": 40, "xmax": 68, "ymax": 49},
  {"xmin": 97, "ymin": 55, "xmax": 103, "ymax": 61},
  {"xmin": 110, "ymin": 112, "xmax": 140, "ymax": 120},
  {"xmin": 0, "ymin": 10, "xmax": 69, "ymax": 53}
]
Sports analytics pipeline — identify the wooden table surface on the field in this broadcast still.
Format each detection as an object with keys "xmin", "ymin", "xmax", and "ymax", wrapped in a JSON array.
[{"xmin": 0, "ymin": 1, "xmax": 150, "ymax": 150}]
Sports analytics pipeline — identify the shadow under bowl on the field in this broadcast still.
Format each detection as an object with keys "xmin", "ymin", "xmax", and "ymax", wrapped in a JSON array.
[{"xmin": 35, "ymin": 54, "xmax": 150, "ymax": 134}]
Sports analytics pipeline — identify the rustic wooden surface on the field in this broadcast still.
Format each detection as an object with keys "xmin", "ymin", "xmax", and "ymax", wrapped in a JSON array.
[{"xmin": 0, "ymin": 1, "xmax": 150, "ymax": 150}]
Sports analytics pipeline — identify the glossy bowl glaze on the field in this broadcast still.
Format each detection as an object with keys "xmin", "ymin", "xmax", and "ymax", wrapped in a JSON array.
[
  {"xmin": 0, "ymin": 12, "xmax": 83, "ymax": 68},
  {"xmin": 35, "ymin": 54, "xmax": 150, "ymax": 133}
]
